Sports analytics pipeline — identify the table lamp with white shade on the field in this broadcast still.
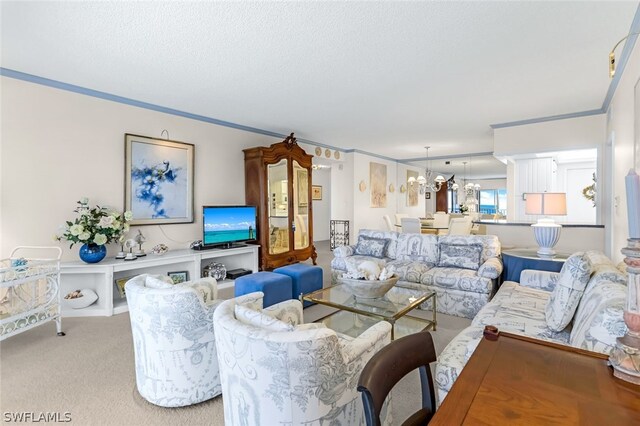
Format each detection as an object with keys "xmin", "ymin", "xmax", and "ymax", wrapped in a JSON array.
[{"xmin": 525, "ymin": 192, "xmax": 567, "ymax": 258}]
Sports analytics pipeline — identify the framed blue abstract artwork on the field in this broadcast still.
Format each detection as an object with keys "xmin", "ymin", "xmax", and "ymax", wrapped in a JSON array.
[{"xmin": 125, "ymin": 133, "xmax": 194, "ymax": 225}]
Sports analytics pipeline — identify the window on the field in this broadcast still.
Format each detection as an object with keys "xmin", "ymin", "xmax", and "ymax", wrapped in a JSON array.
[{"xmin": 479, "ymin": 189, "xmax": 507, "ymax": 215}]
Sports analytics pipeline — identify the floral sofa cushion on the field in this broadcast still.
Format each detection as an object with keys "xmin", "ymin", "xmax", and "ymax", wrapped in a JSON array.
[
  {"xmin": 438, "ymin": 235, "xmax": 501, "ymax": 263},
  {"xmin": 420, "ymin": 267, "xmax": 493, "ymax": 295},
  {"xmin": 438, "ymin": 243, "xmax": 483, "ymax": 270},
  {"xmin": 395, "ymin": 233, "xmax": 439, "ymax": 263},
  {"xmin": 386, "ymin": 259, "xmax": 433, "ymax": 283},
  {"xmin": 358, "ymin": 229, "xmax": 400, "ymax": 259},
  {"xmin": 545, "ymin": 252, "xmax": 592, "ymax": 332},
  {"xmin": 472, "ymin": 282, "xmax": 571, "ymax": 343},
  {"xmin": 354, "ymin": 235, "xmax": 389, "ymax": 258},
  {"xmin": 570, "ymin": 280, "xmax": 627, "ymax": 352},
  {"xmin": 585, "ymin": 250, "xmax": 627, "ymax": 287}
]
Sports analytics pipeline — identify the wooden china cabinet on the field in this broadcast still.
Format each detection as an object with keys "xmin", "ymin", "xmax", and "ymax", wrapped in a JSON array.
[{"xmin": 244, "ymin": 133, "xmax": 317, "ymax": 270}]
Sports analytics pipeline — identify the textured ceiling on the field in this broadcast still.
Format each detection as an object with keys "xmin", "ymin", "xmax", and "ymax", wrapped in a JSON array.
[{"xmin": 1, "ymin": 1, "xmax": 638, "ymax": 160}]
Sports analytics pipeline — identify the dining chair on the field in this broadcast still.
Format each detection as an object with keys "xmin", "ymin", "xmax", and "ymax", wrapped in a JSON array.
[
  {"xmin": 395, "ymin": 213, "xmax": 409, "ymax": 226},
  {"xmin": 358, "ymin": 331, "xmax": 437, "ymax": 426},
  {"xmin": 382, "ymin": 215, "xmax": 394, "ymax": 231},
  {"xmin": 432, "ymin": 212, "xmax": 450, "ymax": 228},
  {"xmin": 401, "ymin": 217, "xmax": 421, "ymax": 233},
  {"xmin": 448, "ymin": 217, "xmax": 473, "ymax": 235}
]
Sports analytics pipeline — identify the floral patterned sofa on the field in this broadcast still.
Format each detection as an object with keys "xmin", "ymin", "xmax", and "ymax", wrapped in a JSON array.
[
  {"xmin": 331, "ymin": 230, "xmax": 503, "ymax": 319},
  {"xmin": 435, "ymin": 251, "xmax": 628, "ymax": 405}
]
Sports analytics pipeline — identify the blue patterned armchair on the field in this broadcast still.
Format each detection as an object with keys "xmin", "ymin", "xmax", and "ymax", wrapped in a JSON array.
[
  {"xmin": 125, "ymin": 274, "xmax": 222, "ymax": 407},
  {"xmin": 213, "ymin": 292, "xmax": 392, "ymax": 425}
]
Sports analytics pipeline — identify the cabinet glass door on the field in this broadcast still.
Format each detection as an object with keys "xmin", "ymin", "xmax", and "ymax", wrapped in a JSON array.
[
  {"xmin": 267, "ymin": 159, "xmax": 289, "ymax": 255},
  {"xmin": 292, "ymin": 161, "xmax": 309, "ymax": 250}
]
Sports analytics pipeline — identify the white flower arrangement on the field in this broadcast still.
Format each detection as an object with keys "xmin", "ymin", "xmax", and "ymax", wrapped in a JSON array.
[{"xmin": 56, "ymin": 198, "xmax": 132, "ymax": 247}]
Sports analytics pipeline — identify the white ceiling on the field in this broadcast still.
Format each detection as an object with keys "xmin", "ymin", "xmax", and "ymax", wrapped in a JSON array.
[{"xmin": 2, "ymin": 1, "xmax": 638, "ymax": 161}]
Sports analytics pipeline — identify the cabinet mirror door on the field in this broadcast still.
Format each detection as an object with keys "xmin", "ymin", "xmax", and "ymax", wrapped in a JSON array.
[
  {"xmin": 292, "ymin": 161, "xmax": 309, "ymax": 250},
  {"xmin": 267, "ymin": 159, "xmax": 290, "ymax": 255}
]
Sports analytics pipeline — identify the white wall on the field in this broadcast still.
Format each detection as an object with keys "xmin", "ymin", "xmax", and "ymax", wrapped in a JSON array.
[
  {"xmin": 311, "ymin": 168, "xmax": 331, "ymax": 241},
  {"xmin": 493, "ymin": 114, "xmax": 606, "ymax": 157},
  {"xmin": 330, "ymin": 153, "xmax": 354, "ymax": 223},
  {"xmin": 608, "ymin": 38, "xmax": 640, "ymax": 262},
  {"xmin": 395, "ymin": 162, "xmax": 426, "ymax": 218},
  {"xmin": 349, "ymin": 152, "xmax": 422, "ymax": 234},
  {"xmin": 556, "ymin": 160, "xmax": 597, "ymax": 224},
  {"xmin": 1, "ymin": 77, "xmax": 283, "ymax": 261}
]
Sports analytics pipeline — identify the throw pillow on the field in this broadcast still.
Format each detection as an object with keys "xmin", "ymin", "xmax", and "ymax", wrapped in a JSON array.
[
  {"xmin": 545, "ymin": 252, "xmax": 593, "ymax": 332},
  {"xmin": 354, "ymin": 235, "xmax": 389, "ymax": 258},
  {"xmin": 438, "ymin": 243, "xmax": 483, "ymax": 270},
  {"xmin": 234, "ymin": 304, "xmax": 294, "ymax": 332},
  {"xmin": 144, "ymin": 275, "xmax": 174, "ymax": 289}
]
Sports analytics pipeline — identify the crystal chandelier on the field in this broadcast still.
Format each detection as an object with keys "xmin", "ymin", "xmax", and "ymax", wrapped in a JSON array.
[
  {"xmin": 408, "ymin": 146, "xmax": 445, "ymax": 194},
  {"xmin": 461, "ymin": 160, "xmax": 481, "ymax": 212}
]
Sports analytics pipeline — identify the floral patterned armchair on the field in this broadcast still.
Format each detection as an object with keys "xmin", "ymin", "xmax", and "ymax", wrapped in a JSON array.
[
  {"xmin": 213, "ymin": 292, "xmax": 392, "ymax": 425},
  {"xmin": 125, "ymin": 274, "xmax": 222, "ymax": 407}
]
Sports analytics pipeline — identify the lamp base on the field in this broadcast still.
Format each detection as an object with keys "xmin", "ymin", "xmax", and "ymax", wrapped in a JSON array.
[{"xmin": 532, "ymin": 219, "xmax": 562, "ymax": 259}]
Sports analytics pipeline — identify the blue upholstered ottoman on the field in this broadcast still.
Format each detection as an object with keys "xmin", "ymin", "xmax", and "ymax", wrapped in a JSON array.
[
  {"xmin": 273, "ymin": 264, "xmax": 323, "ymax": 307},
  {"xmin": 234, "ymin": 272, "xmax": 293, "ymax": 308}
]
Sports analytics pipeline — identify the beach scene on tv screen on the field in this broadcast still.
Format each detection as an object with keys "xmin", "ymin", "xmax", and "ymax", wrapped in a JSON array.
[{"xmin": 204, "ymin": 207, "xmax": 256, "ymax": 244}]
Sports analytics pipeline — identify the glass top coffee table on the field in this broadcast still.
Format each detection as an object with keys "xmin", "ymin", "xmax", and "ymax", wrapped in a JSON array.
[{"xmin": 301, "ymin": 284, "xmax": 436, "ymax": 340}]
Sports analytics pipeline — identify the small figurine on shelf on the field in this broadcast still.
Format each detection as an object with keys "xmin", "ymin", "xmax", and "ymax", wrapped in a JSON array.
[
  {"xmin": 115, "ymin": 235, "xmax": 126, "ymax": 260},
  {"xmin": 124, "ymin": 238, "xmax": 137, "ymax": 261},
  {"xmin": 134, "ymin": 230, "xmax": 146, "ymax": 257}
]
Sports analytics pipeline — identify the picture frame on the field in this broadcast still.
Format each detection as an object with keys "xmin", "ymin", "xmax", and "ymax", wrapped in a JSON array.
[
  {"xmin": 114, "ymin": 276, "xmax": 135, "ymax": 299},
  {"xmin": 370, "ymin": 162, "xmax": 387, "ymax": 208},
  {"xmin": 407, "ymin": 170, "xmax": 419, "ymax": 206},
  {"xmin": 125, "ymin": 133, "xmax": 194, "ymax": 225},
  {"xmin": 425, "ymin": 192, "xmax": 431, "ymax": 200},
  {"xmin": 312, "ymin": 185, "xmax": 323, "ymax": 200},
  {"xmin": 168, "ymin": 271, "xmax": 189, "ymax": 284}
]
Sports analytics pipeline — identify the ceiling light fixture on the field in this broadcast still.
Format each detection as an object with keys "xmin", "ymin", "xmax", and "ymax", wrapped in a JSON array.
[
  {"xmin": 609, "ymin": 32, "xmax": 640, "ymax": 78},
  {"xmin": 408, "ymin": 146, "xmax": 445, "ymax": 194}
]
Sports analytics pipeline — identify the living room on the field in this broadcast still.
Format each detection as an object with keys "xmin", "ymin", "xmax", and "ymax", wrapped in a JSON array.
[{"xmin": 2, "ymin": 1, "xmax": 640, "ymax": 425}]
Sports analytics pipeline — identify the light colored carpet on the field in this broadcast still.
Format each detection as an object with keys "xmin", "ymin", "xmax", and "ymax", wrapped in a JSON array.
[{"xmin": 0, "ymin": 240, "xmax": 470, "ymax": 425}]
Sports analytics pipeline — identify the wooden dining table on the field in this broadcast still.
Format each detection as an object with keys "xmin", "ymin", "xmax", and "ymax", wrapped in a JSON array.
[{"xmin": 431, "ymin": 327, "xmax": 640, "ymax": 425}]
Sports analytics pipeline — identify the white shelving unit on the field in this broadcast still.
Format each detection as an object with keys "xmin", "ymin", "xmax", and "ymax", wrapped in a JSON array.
[{"xmin": 60, "ymin": 245, "xmax": 259, "ymax": 317}]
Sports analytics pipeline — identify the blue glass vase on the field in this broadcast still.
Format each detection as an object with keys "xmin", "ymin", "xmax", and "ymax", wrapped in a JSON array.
[{"xmin": 79, "ymin": 243, "xmax": 107, "ymax": 264}]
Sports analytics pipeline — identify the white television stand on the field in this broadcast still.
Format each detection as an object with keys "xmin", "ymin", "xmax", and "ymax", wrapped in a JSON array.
[{"xmin": 60, "ymin": 245, "xmax": 259, "ymax": 317}]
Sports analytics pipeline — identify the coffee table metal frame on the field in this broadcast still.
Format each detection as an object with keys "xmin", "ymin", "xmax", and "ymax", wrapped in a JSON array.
[{"xmin": 301, "ymin": 284, "xmax": 437, "ymax": 339}]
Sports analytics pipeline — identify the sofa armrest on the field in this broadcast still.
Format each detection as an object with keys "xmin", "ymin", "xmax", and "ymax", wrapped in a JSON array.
[
  {"xmin": 519, "ymin": 270, "xmax": 559, "ymax": 291},
  {"xmin": 263, "ymin": 299, "xmax": 304, "ymax": 326},
  {"xmin": 339, "ymin": 321, "xmax": 392, "ymax": 364},
  {"xmin": 477, "ymin": 257, "xmax": 503, "ymax": 279},
  {"xmin": 333, "ymin": 245, "xmax": 356, "ymax": 258}
]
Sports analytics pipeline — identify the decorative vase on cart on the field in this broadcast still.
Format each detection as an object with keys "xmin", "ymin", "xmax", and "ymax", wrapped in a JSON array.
[{"xmin": 78, "ymin": 243, "xmax": 107, "ymax": 264}]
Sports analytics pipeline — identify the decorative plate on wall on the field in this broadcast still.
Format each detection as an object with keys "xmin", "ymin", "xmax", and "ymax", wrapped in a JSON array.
[
  {"xmin": 315, "ymin": 147, "xmax": 322, "ymax": 156},
  {"xmin": 334, "ymin": 151, "xmax": 340, "ymax": 160},
  {"xmin": 400, "ymin": 184, "xmax": 406, "ymax": 193},
  {"xmin": 359, "ymin": 180, "xmax": 367, "ymax": 192},
  {"xmin": 325, "ymin": 149, "xmax": 331, "ymax": 158},
  {"xmin": 389, "ymin": 184, "xmax": 395, "ymax": 193}
]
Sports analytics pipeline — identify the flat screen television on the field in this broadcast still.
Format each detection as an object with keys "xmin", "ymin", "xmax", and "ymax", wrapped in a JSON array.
[{"xmin": 202, "ymin": 205, "xmax": 258, "ymax": 249}]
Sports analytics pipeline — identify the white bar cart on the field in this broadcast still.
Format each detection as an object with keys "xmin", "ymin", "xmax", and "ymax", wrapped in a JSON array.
[{"xmin": 0, "ymin": 246, "xmax": 65, "ymax": 340}]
